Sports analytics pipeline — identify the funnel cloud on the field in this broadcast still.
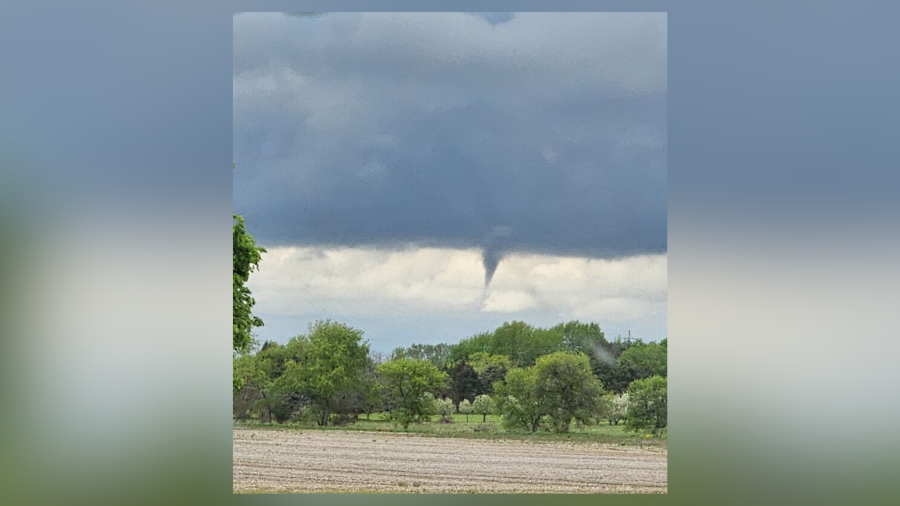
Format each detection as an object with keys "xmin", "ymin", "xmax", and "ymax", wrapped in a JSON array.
[
  {"xmin": 481, "ymin": 224, "xmax": 512, "ymax": 287},
  {"xmin": 482, "ymin": 248, "xmax": 504, "ymax": 288}
]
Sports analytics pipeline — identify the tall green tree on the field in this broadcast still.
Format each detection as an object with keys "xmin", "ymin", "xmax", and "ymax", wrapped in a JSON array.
[
  {"xmin": 533, "ymin": 352, "xmax": 605, "ymax": 433},
  {"xmin": 233, "ymin": 163, "xmax": 266, "ymax": 356},
  {"xmin": 591, "ymin": 359, "xmax": 633, "ymax": 395},
  {"xmin": 377, "ymin": 358, "xmax": 448, "ymax": 428},
  {"xmin": 521, "ymin": 327, "xmax": 566, "ymax": 367},
  {"xmin": 490, "ymin": 321, "xmax": 536, "ymax": 365},
  {"xmin": 494, "ymin": 367, "xmax": 547, "ymax": 432},
  {"xmin": 618, "ymin": 341, "xmax": 667, "ymax": 380},
  {"xmin": 278, "ymin": 320, "xmax": 370, "ymax": 426},
  {"xmin": 553, "ymin": 321, "xmax": 608, "ymax": 355},
  {"xmin": 390, "ymin": 343, "xmax": 452, "ymax": 369},
  {"xmin": 469, "ymin": 352, "xmax": 510, "ymax": 396},
  {"xmin": 448, "ymin": 332, "xmax": 492, "ymax": 363},
  {"xmin": 447, "ymin": 361, "xmax": 480, "ymax": 406},
  {"xmin": 451, "ymin": 322, "xmax": 564, "ymax": 368}
]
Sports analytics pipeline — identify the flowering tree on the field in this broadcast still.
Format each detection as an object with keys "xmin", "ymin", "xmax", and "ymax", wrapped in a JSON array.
[
  {"xmin": 458, "ymin": 399, "xmax": 472, "ymax": 422},
  {"xmin": 609, "ymin": 393, "xmax": 629, "ymax": 425},
  {"xmin": 436, "ymin": 397, "xmax": 455, "ymax": 422},
  {"xmin": 472, "ymin": 394, "xmax": 495, "ymax": 423}
]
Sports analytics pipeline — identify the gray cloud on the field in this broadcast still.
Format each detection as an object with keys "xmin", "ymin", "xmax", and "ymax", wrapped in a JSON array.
[{"xmin": 233, "ymin": 12, "xmax": 667, "ymax": 281}]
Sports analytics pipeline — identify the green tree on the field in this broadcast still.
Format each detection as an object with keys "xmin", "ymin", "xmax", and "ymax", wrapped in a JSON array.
[
  {"xmin": 448, "ymin": 361, "xmax": 480, "ymax": 407},
  {"xmin": 391, "ymin": 343, "xmax": 452, "ymax": 369},
  {"xmin": 233, "ymin": 162, "xmax": 266, "ymax": 356},
  {"xmin": 618, "ymin": 341, "xmax": 667, "ymax": 380},
  {"xmin": 451, "ymin": 322, "xmax": 567, "ymax": 368},
  {"xmin": 521, "ymin": 327, "xmax": 566, "ymax": 366},
  {"xmin": 278, "ymin": 321, "xmax": 369, "ymax": 426},
  {"xmin": 494, "ymin": 367, "xmax": 546, "ymax": 432},
  {"xmin": 553, "ymin": 321, "xmax": 608, "ymax": 355},
  {"xmin": 377, "ymin": 358, "xmax": 448, "ymax": 428},
  {"xmin": 469, "ymin": 352, "xmax": 510, "ymax": 395},
  {"xmin": 468, "ymin": 352, "xmax": 511, "ymax": 372},
  {"xmin": 448, "ymin": 332, "xmax": 492, "ymax": 363},
  {"xmin": 533, "ymin": 352, "xmax": 605, "ymax": 433},
  {"xmin": 358, "ymin": 358, "xmax": 384, "ymax": 420},
  {"xmin": 488, "ymin": 321, "xmax": 531, "ymax": 366},
  {"xmin": 233, "ymin": 337, "xmax": 310, "ymax": 422},
  {"xmin": 592, "ymin": 358, "xmax": 633, "ymax": 395},
  {"xmin": 625, "ymin": 375, "xmax": 667, "ymax": 434}
]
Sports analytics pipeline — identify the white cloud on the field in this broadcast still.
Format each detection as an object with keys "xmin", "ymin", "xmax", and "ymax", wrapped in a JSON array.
[
  {"xmin": 482, "ymin": 290, "xmax": 537, "ymax": 313},
  {"xmin": 249, "ymin": 246, "xmax": 666, "ymax": 325}
]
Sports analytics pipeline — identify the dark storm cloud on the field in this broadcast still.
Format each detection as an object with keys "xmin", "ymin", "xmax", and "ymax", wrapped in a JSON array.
[{"xmin": 233, "ymin": 12, "xmax": 667, "ymax": 277}]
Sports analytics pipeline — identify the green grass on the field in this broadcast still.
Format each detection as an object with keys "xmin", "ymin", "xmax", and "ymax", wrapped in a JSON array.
[{"xmin": 235, "ymin": 412, "xmax": 665, "ymax": 447}]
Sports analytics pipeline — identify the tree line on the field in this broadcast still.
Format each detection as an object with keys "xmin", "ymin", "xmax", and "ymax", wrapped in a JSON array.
[{"xmin": 233, "ymin": 320, "xmax": 667, "ymax": 434}]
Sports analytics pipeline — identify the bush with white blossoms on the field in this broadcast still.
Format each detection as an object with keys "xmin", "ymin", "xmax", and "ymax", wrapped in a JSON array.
[
  {"xmin": 609, "ymin": 393, "xmax": 629, "ymax": 426},
  {"xmin": 458, "ymin": 399, "xmax": 473, "ymax": 422},
  {"xmin": 436, "ymin": 397, "xmax": 455, "ymax": 421},
  {"xmin": 472, "ymin": 394, "xmax": 495, "ymax": 423}
]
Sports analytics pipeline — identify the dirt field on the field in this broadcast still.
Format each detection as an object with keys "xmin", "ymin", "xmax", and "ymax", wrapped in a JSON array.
[{"xmin": 233, "ymin": 429, "xmax": 667, "ymax": 493}]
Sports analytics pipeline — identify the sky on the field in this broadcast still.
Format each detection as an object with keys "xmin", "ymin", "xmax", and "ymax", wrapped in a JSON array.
[{"xmin": 233, "ymin": 12, "xmax": 667, "ymax": 353}]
